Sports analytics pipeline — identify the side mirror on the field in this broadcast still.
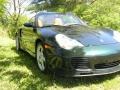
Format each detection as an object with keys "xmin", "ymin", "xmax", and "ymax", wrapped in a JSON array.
[{"xmin": 24, "ymin": 23, "xmax": 33, "ymax": 27}]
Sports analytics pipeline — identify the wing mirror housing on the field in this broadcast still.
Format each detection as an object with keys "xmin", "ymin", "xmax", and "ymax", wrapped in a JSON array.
[{"xmin": 24, "ymin": 23, "xmax": 33, "ymax": 27}]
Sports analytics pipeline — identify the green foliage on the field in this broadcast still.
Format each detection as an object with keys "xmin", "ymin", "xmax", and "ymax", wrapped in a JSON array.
[
  {"xmin": 28, "ymin": 0, "xmax": 92, "ymax": 12},
  {"xmin": 81, "ymin": 0, "xmax": 120, "ymax": 30},
  {"xmin": 8, "ymin": 15, "xmax": 29, "ymax": 39},
  {"xmin": 0, "ymin": 0, "xmax": 6, "ymax": 25},
  {"xmin": 0, "ymin": 0, "xmax": 6, "ymax": 16}
]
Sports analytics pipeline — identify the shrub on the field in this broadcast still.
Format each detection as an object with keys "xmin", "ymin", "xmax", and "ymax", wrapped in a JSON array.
[{"xmin": 7, "ymin": 14, "xmax": 29, "ymax": 39}]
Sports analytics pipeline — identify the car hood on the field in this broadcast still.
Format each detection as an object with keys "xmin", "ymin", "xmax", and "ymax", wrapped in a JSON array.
[{"xmin": 54, "ymin": 25, "xmax": 120, "ymax": 46}]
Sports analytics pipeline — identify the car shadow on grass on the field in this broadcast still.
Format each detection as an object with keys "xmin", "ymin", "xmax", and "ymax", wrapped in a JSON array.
[{"xmin": 1, "ymin": 46, "xmax": 120, "ymax": 89}]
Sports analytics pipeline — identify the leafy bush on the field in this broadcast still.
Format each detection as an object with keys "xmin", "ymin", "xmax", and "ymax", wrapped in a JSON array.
[
  {"xmin": 0, "ymin": 0, "xmax": 7, "ymax": 26},
  {"xmin": 0, "ymin": 0, "xmax": 6, "ymax": 16},
  {"xmin": 81, "ymin": 0, "xmax": 120, "ymax": 30},
  {"xmin": 8, "ymin": 14, "xmax": 28, "ymax": 39}
]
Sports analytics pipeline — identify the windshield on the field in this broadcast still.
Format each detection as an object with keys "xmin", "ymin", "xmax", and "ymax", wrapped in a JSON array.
[{"xmin": 37, "ymin": 13, "xmax": 86, "ymax": 27}]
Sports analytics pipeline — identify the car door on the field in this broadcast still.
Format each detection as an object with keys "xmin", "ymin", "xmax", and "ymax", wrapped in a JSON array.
[{"xmin": 21, "ymin": 17, "xmax": 37, "ymax": 55}]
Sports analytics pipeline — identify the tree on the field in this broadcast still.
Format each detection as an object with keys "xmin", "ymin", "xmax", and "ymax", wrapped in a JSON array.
[
  {"xmin": 28, "ymin": 0, "xmax": 96, "ymax": 12},
  {"xmin": 5, "ymin": 0, "xmax": 31, "ymax": 38},
  {"xmin": 0, "ymin": 0, "xmax": 6, "ymax": 16},
  {"xmin": 6, "ymin": 0, "xmax": 31, "ymax": 26},
  {"xmin": 81, "ymin": 0, "xmax": 120, "ymax": 30}
]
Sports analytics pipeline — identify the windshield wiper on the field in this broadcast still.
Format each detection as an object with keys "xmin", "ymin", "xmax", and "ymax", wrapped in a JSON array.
[
  {"xmin": 41, "ymin": 25, "xmax": 64, "ymax": 27},
  {"xmin": 41, "ymin": 24, "xmax": 80, "ymax": 28},
  {"xmin": 65, "ymin": 23, "xmax": 80, "ymax": 26}
]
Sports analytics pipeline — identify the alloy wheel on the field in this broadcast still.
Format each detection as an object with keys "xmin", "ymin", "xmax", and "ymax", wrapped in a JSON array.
[{"xmin": 37, "ymin": 44, "xmax": 46, "ymax": 71}]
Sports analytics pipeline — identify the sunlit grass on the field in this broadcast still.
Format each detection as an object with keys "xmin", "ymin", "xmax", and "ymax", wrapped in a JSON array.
[{"xmin": 0, "ymin": 32, "xmax": 120, "ymax": 90}]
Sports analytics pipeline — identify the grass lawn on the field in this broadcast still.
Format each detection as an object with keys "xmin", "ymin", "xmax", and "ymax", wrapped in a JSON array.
[{"xmin": 0, "ymin": 31, "xmax": 120, "ymax": 90}]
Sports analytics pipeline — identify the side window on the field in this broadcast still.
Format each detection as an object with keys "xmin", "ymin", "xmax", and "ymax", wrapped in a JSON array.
[
  {"xmin": 37, "ymin": 15, "xmax": 44, "ymax": 27},
  {"xmin": 37, "ymin": 14, "xmax": 56, "ymax": 27}
]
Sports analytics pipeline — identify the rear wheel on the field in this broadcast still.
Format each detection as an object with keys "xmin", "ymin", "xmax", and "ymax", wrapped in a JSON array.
[
  {"xmin": 36, "ymin": 43, "xmax": 47, "ymax": 72},
  {"xmin": 16, "ymin": 35, "xmax": 21, "ymax": 51}
]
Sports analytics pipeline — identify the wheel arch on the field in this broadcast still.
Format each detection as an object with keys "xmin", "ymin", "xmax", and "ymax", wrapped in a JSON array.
[
  {"xmin": 35, "ymin": 39, "xmax": 43, "ymax": 50},
  {"xmin": 35, "ymin": 38, "xmax": 43, "ymax": 53}
]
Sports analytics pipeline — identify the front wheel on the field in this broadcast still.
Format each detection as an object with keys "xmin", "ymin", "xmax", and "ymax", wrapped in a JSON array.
[{"xmin": 36, "ymin": 43, "xmax": 47, "ymax": 72}]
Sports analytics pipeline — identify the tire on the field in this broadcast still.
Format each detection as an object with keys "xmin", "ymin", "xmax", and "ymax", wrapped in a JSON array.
[
  {"xmin": 16, "ymin": 35, "xmax": 21, "ymax": 51},
  {"xmin": 36, "ymin": 43, "xmax": 47, "ymax": 72}
]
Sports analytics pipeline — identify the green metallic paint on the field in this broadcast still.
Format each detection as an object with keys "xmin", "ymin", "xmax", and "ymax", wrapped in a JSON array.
[
  {"xmin": 45, "ymin": 47, "xmax": 63, "ymax": 70},
  {"xmin": 17, "ymin": 12, "xmax": 120, "ymax": 77},
  {"xmin": 57, "ymin": 43, "xmax": 120, "ymax": 77}
]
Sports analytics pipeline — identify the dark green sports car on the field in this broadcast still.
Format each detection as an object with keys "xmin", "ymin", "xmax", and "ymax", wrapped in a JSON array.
[{"xmin": 16, "ymin": 12, "xmax": 120, "ymax": 77}]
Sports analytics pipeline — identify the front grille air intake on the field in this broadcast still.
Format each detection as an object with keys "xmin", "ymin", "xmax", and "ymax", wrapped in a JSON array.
[
  {"xmin": 71, "ymin": 57, "xmax": 89, "ymax": 69},
  {"xmin": 95, "ymin": 60, "xmax": 120, "ymax": 69}
]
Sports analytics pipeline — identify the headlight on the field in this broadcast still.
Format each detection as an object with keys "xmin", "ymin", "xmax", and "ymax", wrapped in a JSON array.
[
  {"xmin": 55, "ymin": 34, "xmax": 84, "ymax": 50},
  {"xmin": 113, "ymin": 31, "xmax": 120, "ymax": 42}
]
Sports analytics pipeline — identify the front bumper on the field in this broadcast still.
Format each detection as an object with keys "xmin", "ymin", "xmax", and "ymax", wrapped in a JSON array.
[
  {"xmin": 58, "ymin": 64, "xmax": 120, "ymax": 77},
  {"xmin": 57, "ymin": 43, "xmax": 120, "ymax": 77}
]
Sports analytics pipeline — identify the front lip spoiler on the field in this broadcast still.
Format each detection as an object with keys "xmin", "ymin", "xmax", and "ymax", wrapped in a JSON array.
[
  {"xmin": 72, "ymin": 64, "xmax": 120, "ymax": 77},
  {"xmin": 57, "ymin": 64, "xmax": 120, "ymax": 77}
]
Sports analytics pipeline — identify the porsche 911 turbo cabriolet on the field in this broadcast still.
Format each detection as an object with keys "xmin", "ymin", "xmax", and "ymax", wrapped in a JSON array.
[{"xmin": 16, "ymin": 12, "xmax": 120, "ymax": 77}]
